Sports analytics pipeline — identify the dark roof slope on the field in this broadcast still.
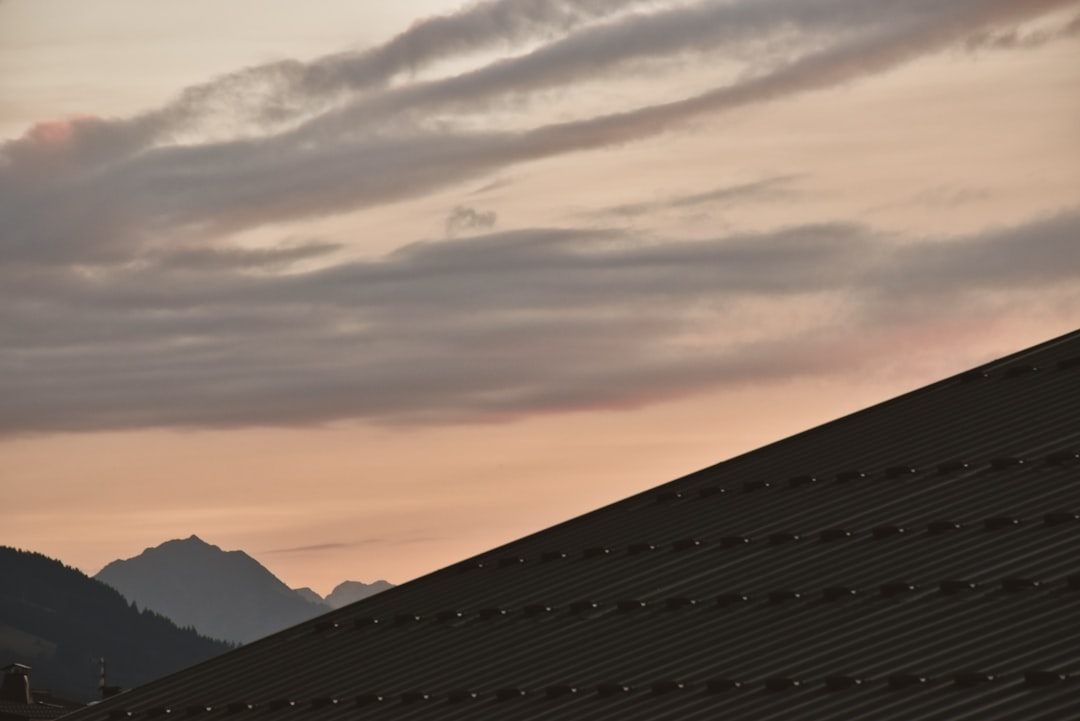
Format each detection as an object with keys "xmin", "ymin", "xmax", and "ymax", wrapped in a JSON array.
[
  {"xmin": 64, "ymin": 329, "xmax": 1080, "ymax": 720},
  {"xmin": 0, "ymin": 701, "xmax": 72, "ymax": 721}
]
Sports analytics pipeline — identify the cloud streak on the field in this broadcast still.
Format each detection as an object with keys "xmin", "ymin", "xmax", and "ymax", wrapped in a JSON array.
[
  {"xmin": 965, "ymin": 11, "xmax": 1080, "ymax": 49},
  {"xmin": 0, "ymin": 0, "xmax": 647, "ymax": 174},
  {"xmin": 264, "ymin": 541, "xmax": 383, "ymax": 554},
  {"xmin": 593, "ymin": 176, "xmax": 800, "ymax": 218},
  {"xmin": 2, "ymin": 208, "xmax": 1077, "ymax": 435},
  {"xmin": 3, "ymin": 0, "xmax": 1069, "ymax": 268}
]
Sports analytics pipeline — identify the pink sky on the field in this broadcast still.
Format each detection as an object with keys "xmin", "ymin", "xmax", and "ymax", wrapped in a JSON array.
[{"xmin": 1, "ymin": 0, "xmax": 1078, "ymax": 596}]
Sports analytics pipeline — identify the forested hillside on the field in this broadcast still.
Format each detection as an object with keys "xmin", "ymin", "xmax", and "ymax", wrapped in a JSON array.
[{"xmin": 0, "ymin": 546, "xmax": 232, "ymax": 701}]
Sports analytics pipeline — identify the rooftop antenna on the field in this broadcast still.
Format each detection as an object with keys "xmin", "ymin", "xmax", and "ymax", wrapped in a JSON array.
[{"xmin": 98, "ymin": 657, "xmax": 121, "ymax": 699}]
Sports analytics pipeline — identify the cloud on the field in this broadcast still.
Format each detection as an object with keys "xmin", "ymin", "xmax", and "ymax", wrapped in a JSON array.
[
  {"xmin": 965, "ymin": 11, "xmax": 1080, "ymax": 50},
  {"xmin": 284, "ymin": 0, "xmax": 928, "ymax": 136},
  {"xmin": 1, "ymin": 0, "xmax": 1076, "ymax": 438},
  {"xmin": 882, "ymin": 208, "xmax": 1080, "ymax": 293},
  {"xmin": 263, "ymin": 541, "xmax": 383, "ymax": 554},
  {"xmin": 908, "ymin": 186, "xmax": 993, "ymax": 209},
  {"xmin": 469, "ymin": 177, "xmax": 513, "ymax": 195},
  {"xmin": 152, "ymin": 241, "xmax": 342, "ymax": 271},
  {"xmin": 0, "ymin": 0, "xmax": 646, "ymax": 168},
  {"xmin": 4, "ymin": 0, "xmax": 1068, "ymax": 268},
  {"xmin": 2, "ymin": 208, "xmax": 1077, "ymax": 436},
  {"xmin": 252, "ymin": 0, "xmax": 650, "ymax": 110},
  {"xmin": 445, "ymin": 205, "xmax": 498, "ymax": 236},
  {"xmin": 867, "ymin": 184, "xmax": 994, "ymax": 214},
  {"xmin": 594, "ymin": 176, "xmax": 800, "ymax": 218}
]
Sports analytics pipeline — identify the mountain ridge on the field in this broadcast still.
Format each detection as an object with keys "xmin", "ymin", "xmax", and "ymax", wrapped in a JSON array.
[
  {"xmin": 324, "ymin": 579, "xmax": 395, "ymax": 608},
  {"xmin": 94, "ymin": 536, "xmax": 393, "ymax": 643},
  {"xmin": 95, "ymin": 536, "xmax": 329, "ymax": 644}
]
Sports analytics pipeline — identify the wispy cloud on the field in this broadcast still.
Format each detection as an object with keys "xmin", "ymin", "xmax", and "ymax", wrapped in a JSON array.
[
  {"xmin": 263, "ymin": 537, "xmax": 440, "ymax": 554},
  {"xmin": 0, "ymin": 0, "xmax": 649, "ymax": 172},
  {"xmin": 445, "ymin": 205, "xmax": 498, "ymax": 237},
  {"xmin": 2, "ymin": 0, "xmax": 1070, "ymax": 267},
  {"xmin": 152, "ymin": 241, "xmax": 342, "ymax": 271},
  {"xmin": 965, "ymin": 11, "xmax": 1080, "ymax": 50},
  {"xmin": 264, "ymin": 541, "xmax": 382, "ymax": 554},
  {"xmin": 592, "ymin": 176, "xmax": 800, "ymax": 218}
]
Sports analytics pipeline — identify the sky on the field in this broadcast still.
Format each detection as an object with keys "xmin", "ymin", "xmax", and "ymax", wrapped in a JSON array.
[{"xmin": 1, "ymin": 0, "xmax": 1078, "ymax": 597}]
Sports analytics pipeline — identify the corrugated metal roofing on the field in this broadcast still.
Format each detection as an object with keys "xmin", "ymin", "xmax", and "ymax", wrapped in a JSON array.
[
  {"xmin": 0, "ymin": 700, "xmax": 76, "ymax": 721},
  {"xmin": 64, "ymin": 329, "xmax": 1080, "ymax": 720}
]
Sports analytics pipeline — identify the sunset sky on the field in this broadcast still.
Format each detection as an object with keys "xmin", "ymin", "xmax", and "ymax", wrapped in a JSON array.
[{"xmin": 2, "ymin": 0, "xmax": 1078, "ymax": 596}]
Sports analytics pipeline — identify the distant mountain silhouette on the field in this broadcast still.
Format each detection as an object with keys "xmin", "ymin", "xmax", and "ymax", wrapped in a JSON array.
[
  {"xmin": 94, "ymin": 536, "xmax": 329, "ymax": 644},
  {"xmin": 324, "ymin": 580, "xmax": 394, "ymax": 608},
  {"xmin": 0, "ymin": 546, "xmax": 231, "ymax": 702},
  {"xmin": 291, "ymin": 587, "xmax": 324, "ymax": 605}
]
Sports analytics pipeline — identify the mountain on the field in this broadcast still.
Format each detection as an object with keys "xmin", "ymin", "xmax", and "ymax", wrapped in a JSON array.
[
  {"xmin": 0, "ymin": 546, "xmax": 231, "ymax": 702},
  {"xmin": 292, "ymin": 581, "xmax": 394, "ymax": 608},
  {"xmin": 94, "ymin": 536, "xmax": 329, "ymax": 645},
  {"xmin": 324, "ymin": 580, "xmax": 394, "ymax": 608},
  {"xmin": 291, "ymin": 587, "xmax": 324, "ymax": 605}
]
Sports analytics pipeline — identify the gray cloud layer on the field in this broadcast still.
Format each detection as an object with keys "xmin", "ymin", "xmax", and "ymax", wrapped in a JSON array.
[
  {"xmin": 2, "ymin": 0, "xmax": 1077, "ymax": 436},
  {"xmin": 3, "ymin": 209, "xmax": 1078, "ymax": 435}
]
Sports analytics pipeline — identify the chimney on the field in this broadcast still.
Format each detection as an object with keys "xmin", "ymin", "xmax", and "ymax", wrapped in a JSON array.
[{"xmin": 1, "ymin": 664, "xmax": 33, "ymax": 705}]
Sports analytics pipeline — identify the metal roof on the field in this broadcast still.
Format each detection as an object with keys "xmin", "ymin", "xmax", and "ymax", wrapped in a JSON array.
[
  {"xmin": 0, "ymin": 702, "xmax": 75, "ymax": 721},
  {"xmin": 65, "ymin": 329, "xmax": 1080, "ymax": 720}
]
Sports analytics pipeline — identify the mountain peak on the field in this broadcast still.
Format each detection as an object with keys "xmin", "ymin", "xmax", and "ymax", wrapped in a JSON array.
[
  {"xmin": 325, "ymin": 579, "xmax": 394, "ymax": 608},
  {"xmin": 95, "ymin": 537, "xmax": 329, "ymax": 644},
  {"xmin": 144, "ymin": 534, "xmax": 220, "ymax": 555}
]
